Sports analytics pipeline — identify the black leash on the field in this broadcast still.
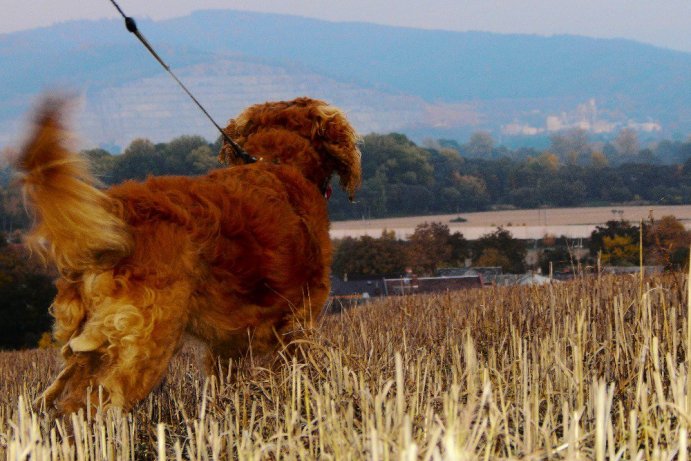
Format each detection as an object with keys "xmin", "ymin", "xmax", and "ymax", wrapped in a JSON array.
[{"xmin": 107, "ymin": 0, "xmax": 256, "ymax": 164}]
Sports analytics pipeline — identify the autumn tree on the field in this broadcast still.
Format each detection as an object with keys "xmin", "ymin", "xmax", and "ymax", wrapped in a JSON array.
[
  {"xmin": 590, "ymin": 151, "xmax": 609, "ymax": 168},
  {"xmin": 406, "ymin": 222, "xmax": 454, "ymax": 275},
  {"xmin": 601, "ymin": 235, "xmax": 639, "ymax": 266},
  {"xmin": 590, "ymin": 220, "xmax": 641, "ymax": 260},
  {"xmin": 536, "ymin": 152, "xmax": 560, "ymax": 171},
  {"xmin": 472, "ymin": 227, "xmax": 527, "ymax": 273},
  {"xmin": 645, "ymin": 215, "xmax": 691, "ymax": 269},
  {"xmin": 475, "ymin": 247, "xmax": 511, "ymax": 270}
]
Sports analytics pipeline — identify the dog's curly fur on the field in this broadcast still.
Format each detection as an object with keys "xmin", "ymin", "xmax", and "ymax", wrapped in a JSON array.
[{"xmin": 18, "ymin": 96, "xmax": 361, "ymax": 414}]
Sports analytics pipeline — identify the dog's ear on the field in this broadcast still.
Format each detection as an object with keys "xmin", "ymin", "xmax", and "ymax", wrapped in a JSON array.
[{"xmin": 313, "ymin": 105, "xmax": 362, "ymax": 201}]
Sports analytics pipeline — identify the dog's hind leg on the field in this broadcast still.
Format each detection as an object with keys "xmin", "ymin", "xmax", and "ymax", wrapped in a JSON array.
[
  {"xmin": 200, "ymin": 322, "xmax": 274, "ymax": 376},
  {"xmin": 199, "ymin": 298, "xmax": 326, "ymax": 380},
  {"xmin": 53, "ymin": 278, "xmax": 192, "ymax": 414}
]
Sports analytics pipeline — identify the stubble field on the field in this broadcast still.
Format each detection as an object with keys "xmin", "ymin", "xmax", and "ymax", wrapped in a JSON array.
[
  {"xmin": 331, "ymin": 204, "xmax": 691, "ymax": 240},
  {"xmin": 1, "ymin": 270, "xmax": 690, "ymax": 460}
]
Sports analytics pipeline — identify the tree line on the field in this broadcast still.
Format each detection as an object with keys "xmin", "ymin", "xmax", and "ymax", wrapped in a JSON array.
[
  {"xmin": 333, "ymin": 222, "xmax": 529, "ymax": 280},
  {"xmin": 333, "ymin": 215, "xmax": 690, "ymax": 280},
  {"xmin": 1, "ymin": 130, "xmax": 690, "ymax": 228},
  {"xmin": 329, "ymin": 132, "xmax": 691, "ymax": 220}
]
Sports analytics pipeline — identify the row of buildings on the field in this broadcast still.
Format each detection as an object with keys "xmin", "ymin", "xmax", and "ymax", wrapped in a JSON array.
[{"xmin": 328, "ymin": 265, "xmax": 663, "ymax": 311}]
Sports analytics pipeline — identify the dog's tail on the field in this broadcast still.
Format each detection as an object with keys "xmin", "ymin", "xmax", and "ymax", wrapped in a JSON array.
[{"xmin": 16, "ymin": 97, "xmax": 133, "ymax": 275}]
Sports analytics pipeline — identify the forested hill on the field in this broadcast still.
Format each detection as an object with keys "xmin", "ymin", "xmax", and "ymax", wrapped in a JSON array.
[
  {"xmin": 1, "ymin": 10, "xmax": 691, "ymax": 148},
  {"xmin": 1, "ymin": 132, "xmax": 689, "ymax": 231}
]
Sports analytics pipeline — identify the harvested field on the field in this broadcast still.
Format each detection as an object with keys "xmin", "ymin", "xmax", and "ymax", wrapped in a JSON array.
[
  {"xmin": 331, "ymin": 204, "xmax": 691, "ymax": 240},
  {"xmin": 2, "ymin": 271, "xmax": 690, "ymax": 460}
]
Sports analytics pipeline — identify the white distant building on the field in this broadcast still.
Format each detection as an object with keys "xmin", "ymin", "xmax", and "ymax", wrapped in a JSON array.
[
  {"xmin": 546, "ymin": 115, "xmax": 563, "ymax": 132},
  {"xmin": 502, "ymin": 122, "xmax": 543, "ymax": 136},
  {"xmin": 627, "ymin": 121, "xmax": 662, "ymax": 132},
  {"xmin": 543, "ymin": 98, "xmax": 661, "ymax": 134}
]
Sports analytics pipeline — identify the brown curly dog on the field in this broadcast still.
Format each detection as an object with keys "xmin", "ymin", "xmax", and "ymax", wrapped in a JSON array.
[{"xmin": 17, "ymin": 96, "xmax": 361, "ymax": 414}]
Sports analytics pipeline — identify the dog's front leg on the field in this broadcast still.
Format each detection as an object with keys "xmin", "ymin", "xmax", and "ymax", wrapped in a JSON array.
[{"xmin": 34, "ymin": 346, "xmax": 77, "ymax": 411}]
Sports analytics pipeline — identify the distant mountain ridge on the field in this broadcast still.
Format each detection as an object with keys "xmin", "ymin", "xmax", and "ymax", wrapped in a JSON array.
[{"xmin": 1, "ymin": 9, "xmax": 690, "ymax": 149}]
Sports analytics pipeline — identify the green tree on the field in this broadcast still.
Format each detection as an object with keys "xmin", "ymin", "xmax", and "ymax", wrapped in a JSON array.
[
  {"xmin": 360, "ymin": 134, "xmax": 434, "ymax": 187},
  {"xmin": 332, "ymin": 232, "xmax": 408, "ymax": 279},
  {"xmin": 357, "ymin": 133, "xmax": 435, "ymax": 216},
  {"xmin": 160, "ymin": 135, "xmax": 216, "ymax": 175},
  {"xmin": 539, "ymin": 246, "xmax": 574, "ymax": 274},
  {"xmin": 645, "ymin": 215, "xmax": 691, "ymax": 269},
  {"xmin": 448, "ymin": 231, "xmax": 470, "ymax": 266},
  {"xmin": 538, "ymin": 176, "xmax": 587, "ymax": 207},
  {"xmin": 188, "ymin": 145, "xmax": 219, "ymax": 173},
  {"xmin": 83, "ymin": 148, "xmax": 116, "ymax": 183},
  {"xmin": 111, "ymin": 138, "xmax": 160, "ymax": 182},
  {"xmin": 452, "ymin": 174, "xmax": 490, "ymax": 211},
  {"xmin": 549, "ymin": 129, "xmax": 591, "ymax": 164},
  {"xmin": 465, "ymin": 131, "xmax": 494, "ymax": 157}
]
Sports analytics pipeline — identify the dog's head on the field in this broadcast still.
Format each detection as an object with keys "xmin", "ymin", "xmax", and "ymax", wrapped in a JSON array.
[{"xmin": 219, "ymin": 97, "xmax": 361, "ymax": 200}]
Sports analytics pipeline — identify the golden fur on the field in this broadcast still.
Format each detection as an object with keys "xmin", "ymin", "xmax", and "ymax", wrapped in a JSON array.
[{"xmin": 18, "ymin": 96, "xmax": 360, "ymax": 414}]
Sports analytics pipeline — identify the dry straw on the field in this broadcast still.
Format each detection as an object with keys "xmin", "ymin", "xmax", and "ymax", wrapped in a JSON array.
[{"xmin": 1, "ymin": 269, "xmax": 690, "ymax": 460}]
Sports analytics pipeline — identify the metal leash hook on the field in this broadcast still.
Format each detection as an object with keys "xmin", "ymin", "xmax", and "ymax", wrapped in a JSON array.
[{"xmin": 107, "ymin": 0, "xmax": 256, "ymax": 165}]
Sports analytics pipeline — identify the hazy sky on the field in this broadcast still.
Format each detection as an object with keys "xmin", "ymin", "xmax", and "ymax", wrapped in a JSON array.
[{"xmin": 2, "ymin": 0, "xmax": 691, "ymax": 53}]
